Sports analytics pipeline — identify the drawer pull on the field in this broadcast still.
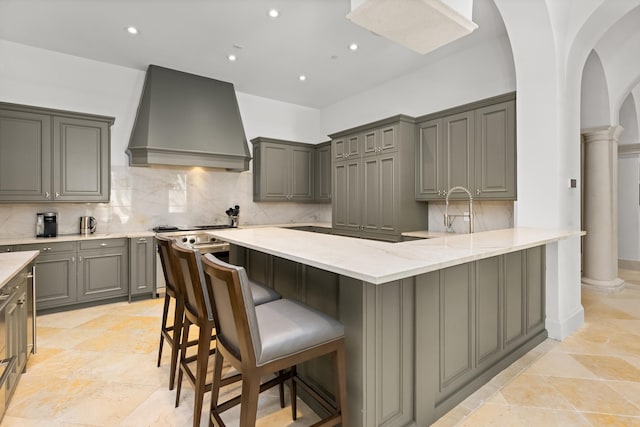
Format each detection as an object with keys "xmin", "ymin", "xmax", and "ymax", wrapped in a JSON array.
[
  {"xmin": 139, "ymin": 238, "xmax": 147, "ymax": 243},
  {"xmin": 100, "ymin": 243, "xmax": 107, "ymax": 247}
]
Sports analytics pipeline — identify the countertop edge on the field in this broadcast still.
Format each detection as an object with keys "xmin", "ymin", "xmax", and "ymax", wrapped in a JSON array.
[{"xmin": 0, "ymin": 250, "xmax": 39, "ymax": 289}]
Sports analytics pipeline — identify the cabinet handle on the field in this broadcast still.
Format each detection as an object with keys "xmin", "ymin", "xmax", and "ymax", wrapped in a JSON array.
[
  {"xmin": 476, "ymin": 189, "xmax": 480, "ymax": 195},
  {"xmin": 55, "ymin": 192, "xmax": 60, "ymax": 198},
  {"xmin": 100, "ymin": 243, "xmax": 107, "ymax": 247},
  {"xmin": 23, "ymin": 273, "xmax": 34, "ymax": 279},
  {"xmin": 71, "ymin": 256, "xmax": 75, "ymax": 263},
  {"xmin": 4, "ymin": 248, "xmax": 11, "ymax": 252},
  {"xmin": 78, "ymin": 256, "xmax": 83, "ymax": 262},
  {"xmin": 139, "ymin": 238, "xmax": 147, "ymax": 242},
  {"xmin": 45, "ymin": 191, "xmax": 50, "ymax": 198},
  {"xmin": 42, "ymin": 247, "xmax": 49, "ymax": 252}
]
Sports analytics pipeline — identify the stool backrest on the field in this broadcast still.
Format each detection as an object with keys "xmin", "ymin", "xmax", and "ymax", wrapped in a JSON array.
[
  {"xmin": 201, "ymin": 253, "xmax": 261, "ymax": 367},
  {"xmin": 171, "ymin": 242, "xmax": 214, "ymax": 323},
  {"xmin": 156, "ymin": 234, "xmax": 178, "ymax": 294}
]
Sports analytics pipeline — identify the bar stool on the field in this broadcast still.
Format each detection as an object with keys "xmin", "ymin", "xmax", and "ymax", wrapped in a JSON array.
[
  {"xmin": 201, "ymin": 253, "xmax": 348, "ymax": 427},
  {"xmin": 155, "ymin": 235, "xmax": 183, "ymax": 390},
  {"xmin": 171, "ymin": 242, "xmax": 281, "ymax": 427}
]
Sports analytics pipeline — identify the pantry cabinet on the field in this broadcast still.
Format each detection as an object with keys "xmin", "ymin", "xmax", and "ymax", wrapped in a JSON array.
[
  {"xmin": 331, "ymin": 115, "xmax": 427, "ymax": 241},
  {"xmin": 0, "ymin": 102, "xmax": 113, "ymax": 203},
  {"xmin": 129, "ymin": 236, "xmax": 156, "ymax": 299},
  {"xmin": 415, "ymin": 94, "xmax": 516, "ymax": 201}
]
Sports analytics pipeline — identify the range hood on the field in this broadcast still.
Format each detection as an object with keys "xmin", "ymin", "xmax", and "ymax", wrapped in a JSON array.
[{"xmin": 127, "ymin": 65, "xmax": 251, "ymax": 171}]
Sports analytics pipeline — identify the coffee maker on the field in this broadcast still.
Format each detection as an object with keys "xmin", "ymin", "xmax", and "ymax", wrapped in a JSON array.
[{"xmin": 36, "ymin": 212, "xmax": 58, "ymax": 237}]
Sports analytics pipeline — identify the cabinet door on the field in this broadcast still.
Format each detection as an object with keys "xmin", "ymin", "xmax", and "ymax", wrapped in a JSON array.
[
  {"xmin": 526, "ymin": 246, "xmax": 545, "ymax": 334},
  {"xmin": 475, "ymin": 257, "xmax": 502, "ymax": 369},
  {"xmin": 0, "ymin": 109, "xmax": 52, "ymax": 201},
  {"xmin": 444, "ymin": 111, "xmax": 475, "ymax": 196},
  {"xmin": 289, "ymin": 146, "xmax": 314, "ymax": 200},
  {"xmin": 52, "ymin": 116, "xmax": 110, "ymax": 201},
  {"xmin": 504, "ymin": 251, "xmax": 525, "ymax": 349},
  {"xmin": 78, "ymin": 247, "xmax": 128, "ymax": 302},
  {"xmin": 346, "ymin": 133, "xmax": 361, "ymax": 158},
  {"xmin": 258, "ymin": 143, "xmax": 289, "ymax": 200},
  {"xmin": 129, "ymin": 237, "xmax": 156, "ymax": 297},
  {"xmin": 315, "ymin": 144, "xmax": 332, "ymax": 202},
  {"xmin": 362, "ymin": 154, "xmax": 398, "ymax": 235},
  {"xmin": 332, "ymin": 160, "xmax": 361, "ymax": 231},
  {"xmin": 415, "ymin": 118, "xmax": 445, "ymax": 200},
  {"xmin": 475, "ymin": 101, "xmax": 516, "ymax": 199},
  {"xmin": 379, "ymin": 124, "xmax": 398, "ymax": 154},
  {"xmin": 362, "ymin": 129, "xmax": 379, "ymax": 157},
  {"xmin": 32, "ymin": 252, "xmax": 78, "ymax": 310}
]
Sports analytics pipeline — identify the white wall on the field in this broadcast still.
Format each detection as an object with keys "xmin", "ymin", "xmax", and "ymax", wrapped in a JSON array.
[
  {"xmin": 319, "ymin": 34, "xmax": 516, "ymax": 135},
  {"xmin": 0, "ymin": 40, "xmax": 330, "ymax": 237},
  {"xmin": 581, "ymin": 51, "xmax": 610, "ymax": 129},
  {"xmin": 619, "ymin": 93, "xmax": 639, "ymax": 145}
]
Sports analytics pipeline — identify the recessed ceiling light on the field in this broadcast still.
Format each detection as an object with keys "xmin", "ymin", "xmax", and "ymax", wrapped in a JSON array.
[
  {"xmin": 298, "ymin": 75, "xmax": 307, "ymax": 81},
  {"xmin": 268, "ymin": 8, "xmax": 279, "ymax": 18},
  {"xmin": 228, "ymin": 54, "xmax": 237, "ymax": 62},
  {"xmin": 126, "ymin": 26, "xmax": 139, "ymax": 35},
  {"xmin": 349, "ymin": 43, "xmax": 359, "ymax": 51}
]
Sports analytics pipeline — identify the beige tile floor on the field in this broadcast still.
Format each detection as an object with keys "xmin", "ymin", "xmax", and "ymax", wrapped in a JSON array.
[{"xmin": 2, "ymin": 270, "xmax": 640, "ymax": 426}]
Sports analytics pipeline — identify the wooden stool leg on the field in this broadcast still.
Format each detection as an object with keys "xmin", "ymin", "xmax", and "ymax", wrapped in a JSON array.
[
  {"xmin": 239, "ymin": 375, "xmax": 261, "ymax": 427},
  {"xmin": 210, "ymin": 349, "xmax": 224, "ymax": 411},
  {"xmin": 169, "ymin": 297, "xmax": 184, "ymax": 390},
  {"xmin": 291, "ymin": 365, "xmax": 297, "ymax": 420},
  {"xmin": 157, "ymin": 293, "xmax": 171, "ymax": 367},
  {"xmin": 175, "ymin": 318, "xmax": 191, "ymax": 408},
  {"xmin": 192, "ymin": 323, "xmax": 213, "ymax": 427}
]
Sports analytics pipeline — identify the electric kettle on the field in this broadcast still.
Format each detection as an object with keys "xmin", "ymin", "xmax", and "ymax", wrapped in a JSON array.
[{"xmin": 79, "ymin": 216, "xmax": 97, "ymax": 234}]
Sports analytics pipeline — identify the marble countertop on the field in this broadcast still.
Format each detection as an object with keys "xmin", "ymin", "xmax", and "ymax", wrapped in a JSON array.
[
  {"xmin": 206, "ymin": 227, "xmax": 585, "ymax": 284},
  {"xmin": 0, "ymin": 231, "xmax": 156, "ymax": 246},
  {"xmin": 0, "ymin": 251, "xmax": 39, "ymax": 289}
]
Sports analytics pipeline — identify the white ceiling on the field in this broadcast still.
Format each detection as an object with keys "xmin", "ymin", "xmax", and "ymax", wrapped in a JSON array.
[{"xmin": 0, "ymin": 0, "xmax": 506, "ymax": 108}]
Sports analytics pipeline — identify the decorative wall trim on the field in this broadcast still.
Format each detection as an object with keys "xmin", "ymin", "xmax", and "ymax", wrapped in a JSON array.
[{"xmin": 618, "ymin": 144, "xmax": 640, "ymax": 157}]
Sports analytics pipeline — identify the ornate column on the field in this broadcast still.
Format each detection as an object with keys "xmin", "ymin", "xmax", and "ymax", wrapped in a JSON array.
[{"xmin": 582, "ymin": 125, "xmax": 624, "ymax": 292}]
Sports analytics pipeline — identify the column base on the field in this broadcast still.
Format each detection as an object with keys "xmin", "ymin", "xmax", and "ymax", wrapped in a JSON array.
[{"xmin": 581, "ymin": 276, "xmax": 625, "ymax": 293}]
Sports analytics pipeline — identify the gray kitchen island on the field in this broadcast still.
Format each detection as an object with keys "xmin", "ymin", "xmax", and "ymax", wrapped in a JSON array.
[{"xmin": 207, "ymin": 227, "xmax": 582, "ymax": 426}]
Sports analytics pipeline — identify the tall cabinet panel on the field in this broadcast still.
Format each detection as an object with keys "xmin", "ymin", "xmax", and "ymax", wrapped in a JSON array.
[
  {"xmin": 444, "ymin": 111, "xmax": 475, "ymax": 196},
  {"xmin": 53, "ymin": 116, "xmax": 110, "ymax": 201},
  {"xmin": 314, "ymin": 142, "xmax": 332, "ymax": 202},
  {"xmin": 475, "ymin": 101, "xmax": 516, "ymax": 199},
  {"xmin": 415, "ymin": 118, "xmax": 445, "ymax": 199},
  {"xmin": 0, "ymin": 109, "xmax": 52, "ymax": 201}
]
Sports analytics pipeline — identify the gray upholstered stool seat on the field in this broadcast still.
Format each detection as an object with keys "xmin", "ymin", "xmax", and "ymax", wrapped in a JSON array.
[
  {"xmin": 255, "ymin": 299, "xmax": 344, "ymax": 365},
  {"xmin": 248, "ymin": 279, "xmax": 281, "ymax": 306}
]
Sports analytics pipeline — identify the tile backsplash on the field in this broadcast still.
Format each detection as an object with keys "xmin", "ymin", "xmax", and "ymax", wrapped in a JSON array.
[{"xmin": 0, "ymin": 166, "xmax": 332, "ymax": 238}]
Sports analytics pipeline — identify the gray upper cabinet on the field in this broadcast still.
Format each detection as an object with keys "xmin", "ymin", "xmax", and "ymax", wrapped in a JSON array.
[
  {"xmin": 415, "ymin": 93, "xmax": 516, "ymax": 201},
  {"xmin": 0, "ymin": 109, "xmax": 52, "ymax": 201},
  {"xmin": 475, "ymin": 101, "xmax": 516, "ymax": 199},
  {"xmin": 53, "ymin": 116, "xmax": 110, "ymax": 202},
  {"xmin": 331, "ymin": 115, "xmax": 427, "ymax": 241},
  {"xmin": 314, "ymin": 141, "xmax": 332, "ymax": 203},
  {"xmin": 252, "ymin": 137, "xmax": 314, "ymax": 202},
  {"xmin": 0, "ymin": 102, "xmax": 114, "ymax": 203}
]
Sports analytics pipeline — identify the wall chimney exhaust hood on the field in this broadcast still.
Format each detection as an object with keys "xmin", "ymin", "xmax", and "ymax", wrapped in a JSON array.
[{"xmin": 126, "ymin": 65, "xmax": 251, "ymax": 171}]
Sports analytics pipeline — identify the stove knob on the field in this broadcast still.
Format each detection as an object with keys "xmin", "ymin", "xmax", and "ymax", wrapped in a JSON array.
[
  {"xmin": 182, "ymin": 237, "xmax": 188, "ymax": 243},
  {"xmin": 189, "ymin": 238, "xmax": 196, "ymax": 244}
]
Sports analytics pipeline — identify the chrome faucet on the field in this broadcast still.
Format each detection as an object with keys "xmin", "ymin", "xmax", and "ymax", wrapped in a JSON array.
[{"xmin": 444, "ymin": 186, "xmax": 474, "ymax": 233}]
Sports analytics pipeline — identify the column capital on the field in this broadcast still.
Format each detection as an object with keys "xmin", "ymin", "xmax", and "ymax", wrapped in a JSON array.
[{"xmin": 581, "ymin": 125, "xmax": 624, "ymax": 144}]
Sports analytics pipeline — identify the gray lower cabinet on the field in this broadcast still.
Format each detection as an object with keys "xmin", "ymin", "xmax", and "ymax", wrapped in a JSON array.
[
  {"xmin": 331, "ymin": 115, "xmax": 427, "ymax": 240},
  {"xmin": 129, "ymin": 236, "xmax": 156, "ymax": 299},
  {"xmin": 252, "ymin": 137, "xmax": 314, "ymax": 202},
  {"xmin": 17, "ymin": 238, "xmax": 128, "ymax": 311},
  {"xmin": 0, "ymin": 246, "xmax": 14, "ymax": 253},
  {"xmin": 417, "ymin": 246, "xmax": 545, "ymax": 419},
  {"xmin": 77, "ymin": 239, "xmax": 128, "ymax": 302},
  {"xmin": 0, "ymin": 102, "xmax": 113, "ymax": 203},
  {"xmin": 415, "ymin": 94, "xmax": 516, "ymax": 201},
  {"xmin": 5, "ymin": 268, "xmax": 28, "ymax": 402},
  {"xmin": 16, "ymin": 242, "xmax": 77, "ymax": 310}
]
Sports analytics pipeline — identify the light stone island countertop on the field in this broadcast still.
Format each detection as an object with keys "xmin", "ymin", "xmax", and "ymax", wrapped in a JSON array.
[
  {"xmin": 0, "ymin": 231, "xmax": 156, "ymax": 246},
  {"xmin": 206, "ymin": 227, "xmax": 585, "ymax": 285},
  {"xmin": 0, "ymin": 251, "xmax": 39, "ymax": 289}
]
